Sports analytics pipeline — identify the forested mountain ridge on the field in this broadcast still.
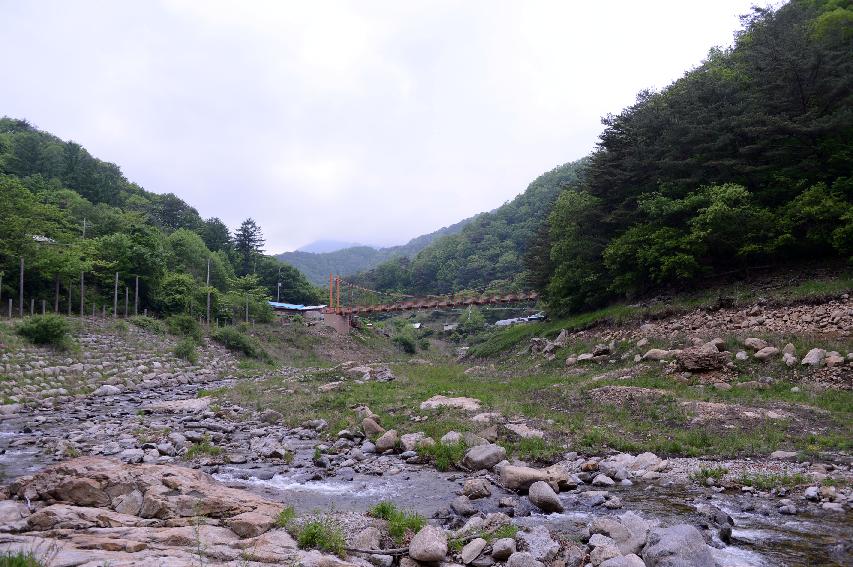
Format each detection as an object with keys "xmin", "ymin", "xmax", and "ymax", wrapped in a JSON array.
[
  {"xmin": 532, "ymin": 0, "xmax": 853, "ymax": 314},
  {"xmin": 0, "ymin": 117, "xmax": 319, "ymax": 320},
  {"xmin": 275, "ymin": 216, "xmax": 472, "ymax": 285},
  {"xmin": 349, "ymin": 159, "xmax": 586, "ymax": 294}
]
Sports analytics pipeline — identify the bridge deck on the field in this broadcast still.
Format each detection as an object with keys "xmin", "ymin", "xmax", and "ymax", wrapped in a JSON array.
[{"xmin": 324, "ymin": 291, "xmax": 538, "ymax": 315}]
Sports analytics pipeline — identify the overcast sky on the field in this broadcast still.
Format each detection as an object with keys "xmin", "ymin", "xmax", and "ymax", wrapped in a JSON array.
[{"xmin": 2, "ymin": 0, "xmax": 762, "ymax": 253}]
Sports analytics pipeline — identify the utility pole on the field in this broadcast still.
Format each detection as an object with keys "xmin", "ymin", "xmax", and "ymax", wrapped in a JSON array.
[
  {"xmin": 276, "ymin": 266, "xmax": 281, "ymax": 302},
  {"xmin": 19, "ymin": 257, "xmax": 24, "ymax": 318},
  {"xmin": 125, "ymin": 287, "xmax": 129, "ymax": 317},
  {"xmin": 206, "ymin": 258, "xmax": 211, "ymax": 327},
  {"xmin": 245, "ymin": 295, "xmax": 249, "ymax": 323},
  {"xmin": 134, "ymin": 276, "xmax": 139, "ymax": 316},
  {"xmin": 328, "ymin": 274, "xmax": 333, "ymax": 308},
  {"xmin": 113, "ymin": 272, "xmax": 119, "ymax": 318},
  {"xmin": 80, "ymin": 272, "xmax": 84, "ymax": 318},
  {"xmin": 82, "ymin": 218, "xmax": 87, "ymax": 239}
]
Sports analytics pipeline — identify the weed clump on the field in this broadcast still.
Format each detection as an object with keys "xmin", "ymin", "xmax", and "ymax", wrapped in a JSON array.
[
  {"xmin": 16, "ymin": 315, "xmax": 71, "ymax": 349},
  {"xmin": 296, "ymin": 516, "xmax": 346, "ymax": 557},
  {"xmin": 690, "ymin": 466, "xmax": 729, "ymax": 483},
  {"xmin": 173, "ymin": 337, "xmax": 199, "ymax": 364},
  {"xmin": 166, "ymin": 314, "xmax": 203, "ymax": 342},
  {"xmin": 212, "ymin": 327, "xmax": 269, "ymax": 360},
  {"xmin": 276, "ymin": 505, "xmax": 296, "ymax": 528},
  {"xmin": 419, "ymin": 440, "xmax": 466, "ymax": 472},
  {"xmin": 129, "ymin": 315, "xmax": 166, "ymax": 334},
  {"xmin": 185, "ymin": 434, "xmax": 222, "ymax": 459},
  {"xmin": 367, "ymin": 501, "xmax": 425, "ymax": 544}
]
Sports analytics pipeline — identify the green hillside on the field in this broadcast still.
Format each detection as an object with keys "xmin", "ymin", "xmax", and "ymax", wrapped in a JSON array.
[
  {"xmin": 0, "ymin": 118, "xmax": 319, "ymax": 321},
  {"xmin": 350, "ymin": 159, "xmax": 586, "ymax": 294}
]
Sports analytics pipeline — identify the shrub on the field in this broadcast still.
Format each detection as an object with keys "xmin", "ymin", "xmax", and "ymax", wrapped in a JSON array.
[
  {"xmin": 212, "ymin": 327, "xmax": 268, "ymax": 360},
  {"xmin": 174, "ymin": 338, "xmax": 198, "ymax": 364},
  {"xmin": 16, "ymin": 315, "xmax": 70, "ymax": 348},
  {"xmin": 296, "ymin": 516, "xmax": 346, "ymax": 557},
  {"xmin": 392, "ymin": 334, "xmax": 417, "ymax": 354},
  {"xmin": 166, "ymin": 314, "xmax": 203, "ymax": 342},
  {"xmin": 129, "ymin": 315, "xmax": 166, "ymax": 334}
]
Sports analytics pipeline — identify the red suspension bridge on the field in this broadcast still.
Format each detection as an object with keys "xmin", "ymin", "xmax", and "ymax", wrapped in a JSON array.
[{"xmin": 322, "ymin": 274, "xmax": 539, "ymax": 317}]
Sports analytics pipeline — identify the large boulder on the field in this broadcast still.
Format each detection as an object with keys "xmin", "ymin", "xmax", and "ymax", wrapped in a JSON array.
[
  {"xmin": 408, "ymin": 525, "xmax": 447, "ymax": 563},
  {"xmin": 9, "ymin": 456, "xmax": 281, "ymax": 527},
  {"xmin": 675, "ymin": 348, "xmax": 730, "ymax": 372},
  {"xmin": 462, "ymin": 444, "xmax": 506, "ymax": 470},
  {"xmin": 528, "ymin": 481, "xmax": 563, "ymax": 513},
  {"xmin": 643, "ymin": 525, "xmax": 715, "ymax": 567}
]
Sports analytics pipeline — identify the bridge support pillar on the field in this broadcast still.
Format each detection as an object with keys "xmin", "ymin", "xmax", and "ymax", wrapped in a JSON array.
[{"xmin": 323, "ymin": 313, "xmax": 351, "ymax": 334}]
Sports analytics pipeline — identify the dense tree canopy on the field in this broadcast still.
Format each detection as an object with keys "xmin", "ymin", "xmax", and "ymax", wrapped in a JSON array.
[
  {"xmin": 0, "ymin": 120, "xmax": 321, "ymax": 318},
  {"xmin": 542, "ymin": 0, "xmax": 853, "ymax": 313}
]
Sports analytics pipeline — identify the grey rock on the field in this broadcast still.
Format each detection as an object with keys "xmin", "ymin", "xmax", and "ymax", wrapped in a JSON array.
[
  {"xmin": 408, "ymin": 525, "xmax": 447, "ymax": 563},
  {"xmin": 517, "ymin": 525, "xmax": 559, "ymax": 562},
  {"xmin": 452, "ymin": 495, "xmax": 477, "ymax": 517},
  {"xmin": 643, "ymin": 524, "xmax": 714, "ymax": 567},
  {"xmin": 491, "ymin": 538, "xmax": 516, "ymax": 561},
  {"xmin": 375, "ymin": 429, "xmax": 398, "ymax": 453},
  {"xmin": 461, "ymin": 538, "xmax": 487, "ymax": 564},
  {"xmin": 462, "ymin": 443, "xmax": 507, "ymax": 471},
  {"xmin": 463, "ymin": 478, "xmax": 492, "ymax": 499},
  {"xmin": 801, "ymin": 348, "xmax": 826, "ymax": 367},
  {"xmin": 507, "ymin": 552, "xmax": 544, "ymax": 567},
  {"xmin": 528, "ymin": 480, "xmax": 563, "ymax": 513}
]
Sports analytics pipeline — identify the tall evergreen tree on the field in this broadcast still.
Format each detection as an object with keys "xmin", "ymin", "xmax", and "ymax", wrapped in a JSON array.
[{"xmin": 234, "ymin": 218, "xmax": 265, "ymax": 275}]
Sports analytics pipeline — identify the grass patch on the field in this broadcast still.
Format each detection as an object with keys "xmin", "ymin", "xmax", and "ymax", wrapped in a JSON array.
[
  {"xmin": 506, "ymin": 437, "xmax": 565, "ymax": 463},
  {"xmin": 419, "ymin": 440, "xmax": 466, "ymax": 472},
  {"xmin": 129, "ymin": 315, "xmax": 167, "ymax": 334},
  {"xmin": 738, "ymin": 472, "xmax": 809, "ymax": 490},
  {"xmin": 296, "ymin": 516, "xmax": 346, "ymax": 558},
  {"xmin": 276, "ymin": 505, "xmax": 296, "ymax": 528},
  {"xmin": 0, "ymin": 552, "xmax": 46, "ymax": 567},
  {"xmin": 690, "ymin": 466, "xmax": 729, "ymax": 483},
  {"xmin": 367, "ymin": 501, "xmax": 426, "ymax": 545},
  {"xmin": 185, "ymin": 434, "xmax": 222, "ymax": 459}
]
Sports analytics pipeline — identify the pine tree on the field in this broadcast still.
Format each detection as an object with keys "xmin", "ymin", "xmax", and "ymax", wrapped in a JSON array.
[{"xmin": 234, "ymin": 218, "xmax": 265, "ymax": 275}]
